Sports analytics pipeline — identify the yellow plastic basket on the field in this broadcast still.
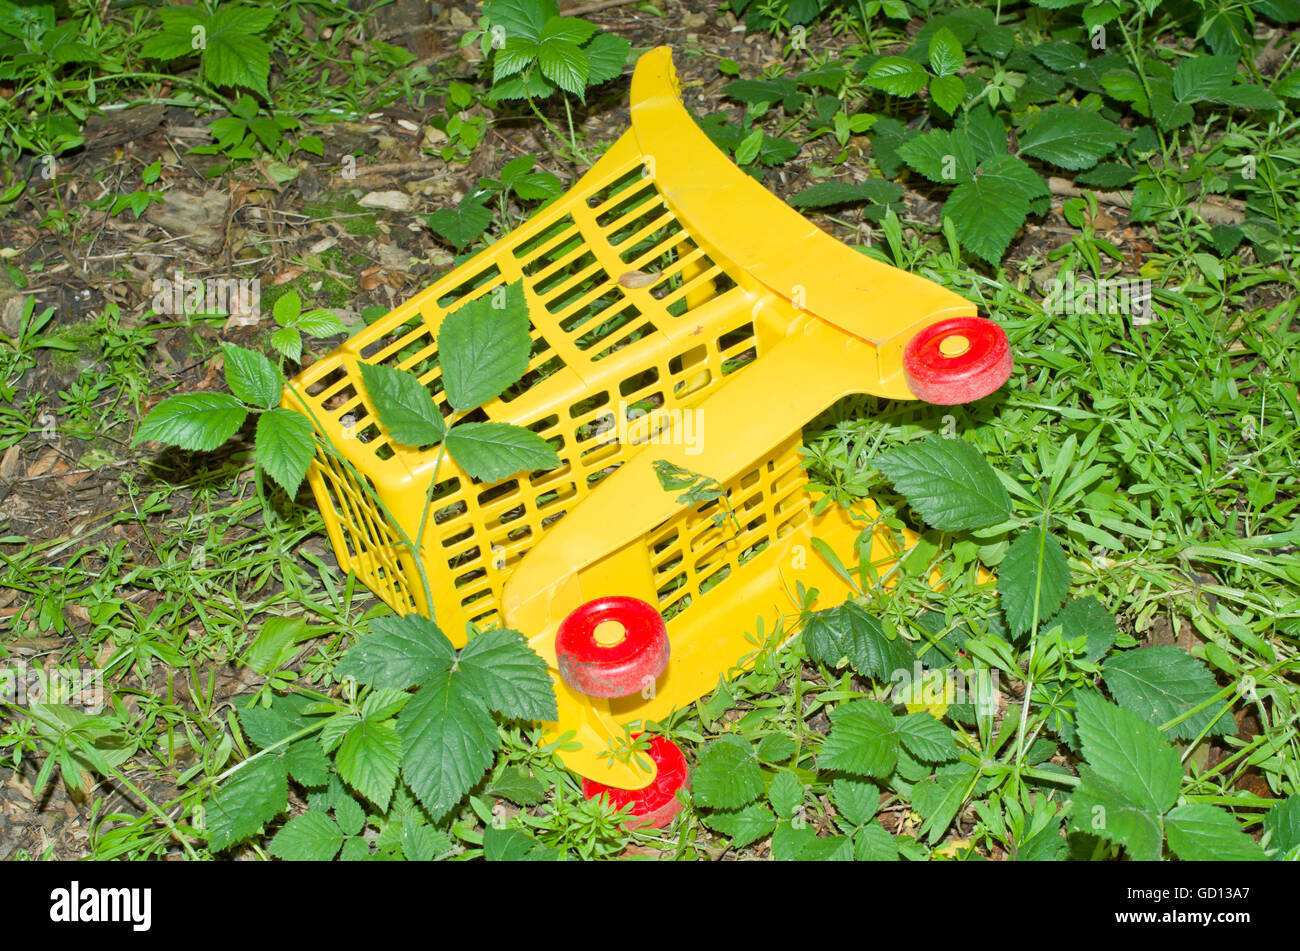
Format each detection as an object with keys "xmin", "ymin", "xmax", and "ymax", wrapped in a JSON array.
[{"xmin": 285, "ymin": 47, "xmax": 1010, "ymax": 796}]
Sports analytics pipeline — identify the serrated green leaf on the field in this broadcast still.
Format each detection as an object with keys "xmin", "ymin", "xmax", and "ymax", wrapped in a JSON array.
[
  {"xmin": 493, "ymin": 36, "xmax": 538, "ymax": 83},
  {"xmin": 756, "ymin": 733, "xmax": 796, "ymax": 764},
  {"xmin": 457, "ymin": 628, "xmax": 557, "ymax": 721},
  {"xmin": 767, "ymin": 771, "xmax": 804, "ymax": 821},
  {"xmin": 1172, "ymin": 54, "xmax": 1238, "ymax": 102},
  {"xmin": 335, "ymin": 614, "xmax": 454, "ymax": 690},
  {"xmin": 1075, "ymin": 692, "xmax": 1181, "ymax": 816},
  {"xmin": 910, "ymin": 762, "xmax": 976, "ymax": 843},
  {"xmin": 294, "ymin": 309, "xmax": 347, "ymax": 338},
  {"xmin": 875, "ymin": 435, "xmax": 1012, "ymax": 532},
  {"xmin": 333, "ymin": 795, "xmax": 365, "ymax": 837},
  {"xmin": 483, "ymin": 824, "xmax": 560, "ymax": 860},
  {"xmin": 425, "ymin": 195, "xmax": 492, "ymax": 250},
  {"xmin": 819, "ymin": 699, "xmax": 898, "ymax": 779},
  {"xmin": 929, "ymin": 74, "xmax": 966, "ymax": 113},
  {"xmin": 255, "ymin": 408, "xmax": 313, "ymax": 497},
  {"xmin": 999, "ymin": 528, "xmax": 1071, "ymax": 638},
  {"xmin": 537, "ymin": 38, "xmax": 587, "ymax": 96},
  {"xmin": 270, "ymin": 325, "xmax": 302, "ymax": 363},
  {"xmin": 943, "ymin": 153, "xmax": 1046, "ymax": 264},
  {"xmin": 831, "ymin": 776, "xmax": 881, "ymax": 828},
  {"xmin": 584, "ymin": 32, "xmax": 630, "ymax": 85},
  {"xmin": 1018, "ymin": 106, "xmax": 1131, "ymax": 170},
  {"xmin": 1102, "ymin": 646, "xmax": 1232, "ymax": 740},
  {"xmin": 802, "ymin": 601, "xmax": 914, "ymax": 681},
  {"xmin": 483, "ymin": 0, "xmax": 558, "ymax": 42},
  {"xmin": 1053, "ymin": 596, "xmax": 1117, "ymax": 663},
  {"xmin": 1069, "ymin": 771, "xmax": 1164, "ymax": 861},
  {"xmin": 854, "ymin": 819, "xmax": 899, "ymax": 859},
  {"xmin": 865, "ymin": 56, "xmax": 928, "ymax": 96},
  {"xmin": 701, "ymin": 801, "xmax": 778, "ymax": 848},
  {"xmin": 446, "ymin": 422, "xmax": 559, "ymax": 482},
  {"xmin": 490, "ymin": 766, "xmax": 547, "ymax": 806},
  {"xmin": 789, "ymin": 180, "xmax": 902, "ymax": 208},
  {"xmin": 897, "ymin": 712, "xmax": 961, "ymax": 763},
  {"xmin": 134, "ymin": 393, "xmax": 247, "ymax": 451},
  {"xmin": 771, "ymin": 822, "xmax": 852, "ymax": 860},
  {"xmin": 436, "ymin": 281, "xmax": 531, "ymax": 410},
  {"xmin": 897, "ymin": 128, "xmax": 977, "ymax": 183},
  {"xmin": 398, "ymin": 670, "xmax": 498, "ymax": 822},
  {"xmin": 1165, "ymin": 803, "xmax": 1265, "ymax": 861},
  {"xmin": 357, "ymin": 362, "xmax": 446, "ymax": 447},
  {"xmin": 205, "ymin": 753, "xmax": 288, "ymax": 850},
  {"xmin": 336, "ymin": 716, "xmax": 401, "ymax": 811},
  {"xmin": 269, "ymin": 810, "xmax": 343, "ymax": 861},
  {"xmin": 286, "ymin": 736, "xmax": 331, "ymax": 787},
  {"xmin": 1263, "ymin": 795, "xmax": 1300, "ymax": 858},
  {"xmin": 693, "ymin": 735, "xmax": 765, "ymax": 810},
  {"xmin": 220, "ymin": 342, "xmax": 281, "ymax": 409},
  {"xmin": 928, "ymin": 26, "xmax": 963, "ymax": 77},
  {"xmin": 539, "ymin": 15, "xmax": 597, "ymax": 45}
]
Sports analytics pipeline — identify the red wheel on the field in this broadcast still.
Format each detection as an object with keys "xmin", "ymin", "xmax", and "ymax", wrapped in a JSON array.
[
  {"xmin": 582, "ymin": 735, "xmax": 689, "ymax": 829},
  {"xmin": 555, "ymin": 596, "xmax": 669, "ymax": 699},
  {"xmin": 903, "ymin": 316, "xmax": 1012, "ymax": 405}
]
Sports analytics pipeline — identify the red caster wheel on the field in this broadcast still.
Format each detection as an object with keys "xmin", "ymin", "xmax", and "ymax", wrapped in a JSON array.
[
  {"xmin": 555, "ymin": 596, "xmax": 669, "ymax": 699},
  {"xmin": 582, "ymin": 735, "xmax": 689, "ymax": 829},
  {"xmin": 903, "ymin": 316, "xmax": 1012, "ymax": 405}
]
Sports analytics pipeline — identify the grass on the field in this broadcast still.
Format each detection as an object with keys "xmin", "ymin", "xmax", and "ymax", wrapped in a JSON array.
[{"xmin": 1, "ymin": 0, "xmax": 1298, "ymax": 861}]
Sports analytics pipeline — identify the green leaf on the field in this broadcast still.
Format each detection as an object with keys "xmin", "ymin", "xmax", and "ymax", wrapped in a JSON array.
[
  {"xmin": 875, "ymin": 434, "xmax": 1012, "ymax": 532},
  {"xmin": 436, "ymin": 281, "xmax": 531, "ymax": 411},
  {"xmin": 943, "ymin": 153, "xmax": 1047, "ymax": 264},
  {"xmin": 398, "ymin": 670, "xmax": 499, "ymax": 822},
  {"xmin": 241, "ymin": 616, "xmax": 311, "ymax": 675},
  {"xmin": 401, "ymin": 822, "xmax": 451, "ymax": 861},
  {"xmin": 134, "ymin": 393, "xmax": 248, "ymax": 451},
  {"xmin": 701, "ymin": 801, "xmax": 778, "ymax": 848},
  {"xmin": 333, "ymin": 795, "xmax": 365, "ymax": 836},
  {"xmin": 220, "ymin": 342, "xmax": 281, "ymax": 408},
  {"xmin": 1075, "ymin": 692, "xmax": 1181, "ymax": 816},
  {"xmin": 425, "ymin": 195, "xmax": 492, "ymax": 250},
  {"xmin": 483, "ymin": 825, "xmax": 560, "ymax": 860},
  {"xmin": 771, "ymin": 822, "xmax": 852, "ymax": 860},
  {"xmin": 1101, "ymin": 647, "xmax": 1232, "ymax": 741},
  {"xmin": 831, "ymin": 776, "xmax": 880, "ymax": 827},
  {"xmin": 181, "ymin": 4, "xmax": 274, "ymax": 99},
  {"xmin": 1069, "ymin": 771, "xmax": 1164, "ymax": 861},
  {"xmin": 819, "ymin": 699, "xmax": 899, "ymax": 779},
  {"xmin": 692, "ymin": 735, "xmax": 765, "ymax": 810},
  {"xmin": 493, "ymin": 36, "xmax": 538, "ymax": 83},
  {"xmin": 911, "ymin": 762, "xmax": 976, "ymax": 843},
  {"xmin": 897, "ymin": 128, "xmax": 977, "ymax": 183},
  {"xmin": 928, "ymin": 26, "xmax": 963, "ymax": 77},
  {"xmin": 960, "ymin": 105, "xmax": 1007, "ymax": 163},
  {"xmin": 537, "ymin": 38, "xmax": 588, "ymax": 96},
  {"xmin": 854, "ymin": 820, "xmax": 899, "ymax": 860},
  {"xmin": 294, "ymin": 309, "xmax": 348, "ymax": 338},
  {"xmin": 457, "ymin": 628, "xmax": 558, "ymax": 721},
  {"xmin": 269, "ymin": 811, "xmax": 343, "ymax": 861},
  {"xmin": 336, "ymin": 716, "xmax": 401, "ymax": 811},
  {"xmin": 446, "ymin": 423, "xmax": 559, "ymax": 482},
  {"xmin": 767, "ymin": 771, "xmax": 804, "ymax": 821},
  {"xmin": 1172, "ymin": 55, "xmax": 1238, "ymax": 102},
  {"xmin": 1017, "ymin": 106, "xmax": 1131, "ymax": 170},
  {"xmin": 270, "ymin": 326, "xmax": 302, "ymax": 363},
  {"xmin": 1209, "ymin": 83, "xmax": 1283, "ymax": 111},
  {"xmin": 896, "ymin": 712, "xmax": 961, "ymax": 763},
  {"xmin": 998, "ymin": 528, "xmax": 1071, "ymax": 639},
  {"xmin": 865, "ymin": 56, "xmax": 928, "ymax": 96},
  {"xmin": 930, "ymin": 74, "xmax": 966, "ymax": 113},
  {"xmin": 1165, "ymin": 803, "xmax": 1266, "ymax": 861},
  {"xmin": 539, "ymin": 15, "xmax": 597, "ymax": 46},
  {"xmin": 789, "ymin": 180, "xmax": 903, "ymax": 209},
  {"xmin": 336, "ymin": 614, "xmax": 454, "ymax": 690},
  {"xmin": 357, "ymin": 363, "xmax": 446, "ymax": 447},
  {"xmin": 756, "ymin": 733, "xmax": 796, "ymax": 764},
  {"xmin": 483, "ymin": 0, "xmax": 558, "ymax": 41},
  {"xmin": 1263, "ymin": 795, "xmax": 1300, "ymax": 859},
  {"xmin": 1053, "ymin": 596, "xmax": 1117, "ymax": 663},
  {"xmin": 286, "ymin": 737, "xmax": 331, "ymax": 787},
  {"xmin": 205, "ymin": 753, "xmax": 288, "ymax": 850},
  {"xmin": 490, "ymin": 766, "xmax": 548, "ymax": 806},
  {"xmin": 255, "ymin": 408, "xmax": 314, "ymax": 497},
  {"xmin": 802, "ymin": 601, "xmax": 914, "ymax": 681},
  {"xmin": 584, "ymin": 32, "xmax": 630, "ymax": 85}
]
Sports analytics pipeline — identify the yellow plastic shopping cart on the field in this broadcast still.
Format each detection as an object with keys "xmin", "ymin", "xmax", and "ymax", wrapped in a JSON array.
[{"xmin": 285, "ymin": 47, "xmax": 1011, "ymax": 827}]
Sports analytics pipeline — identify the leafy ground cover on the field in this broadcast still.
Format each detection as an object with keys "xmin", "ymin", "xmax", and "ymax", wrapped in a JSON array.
[{"xmin": 0, "ymin": 0, "xmax": 1297, "ymax": 862}]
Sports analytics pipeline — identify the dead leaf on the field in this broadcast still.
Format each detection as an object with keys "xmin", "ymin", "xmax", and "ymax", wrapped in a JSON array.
[
  {"xmin": 145, "ymin": 189, "xmax": 230, "ymax": 252},
  {"xmin": 25, "ymin": 448, "xmax": 60, "ymax": 478},
  {"xmin": 359, "ymin": 266, "xmax": 385, "ymax": 291},
  {"xmin": 619, "ymin": 270, "xmax": 657, "ymax": 288},
  {"xmin": 272, "ymin": 266, "xmax": 306, "ymax": 286},
  {"xmin": 0, "ymin": 444, "xmax": 20, "ymax": 479},
  {"xmin": 359, "ymin": 190, "xmax": 414, "ymax": 213}
]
